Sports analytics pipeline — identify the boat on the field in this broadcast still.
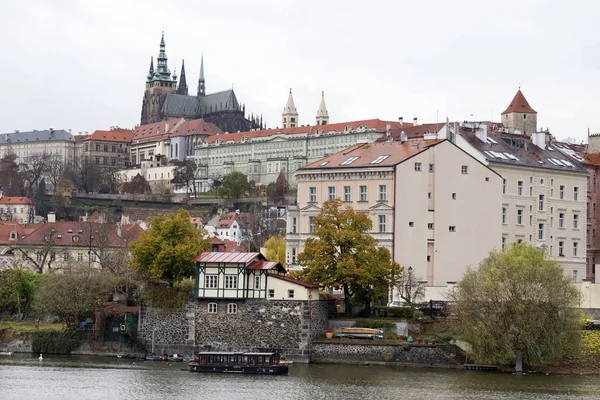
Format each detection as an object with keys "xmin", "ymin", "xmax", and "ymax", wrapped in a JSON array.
[
  {"xmin": 188, "ymin": 352, "xmax": 288, "ymax": 375},
  {"xmin": 332, "ymin": 327, "xmax": 384, "ymax": 340}
]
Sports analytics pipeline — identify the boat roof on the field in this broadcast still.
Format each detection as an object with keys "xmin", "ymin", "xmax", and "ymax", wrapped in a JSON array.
[{"xmin": 196, "ymin": 351, "xmax": 276, "ymax": 356}]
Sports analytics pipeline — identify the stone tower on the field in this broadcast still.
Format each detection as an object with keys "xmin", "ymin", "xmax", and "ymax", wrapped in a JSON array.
[
  {"xmin": 176, "ymin": 59, "xmax": 188, "ymax": 95},
  {"xmin": 197, "ymin": 54, "xmax": 206, "ymax": 97},
  {"xmin": 315, "ymin": 91, "xmax": 329, "ymax": 126},
  {"xmin": 282, "ymin": 89, "xmax": 299, "ymax": 128},
  {"xmin": 140, "ymin": 32, "xmax": 178, "ymax": 125},
  {"xmin": 501, "ymin": 89, "xmax": 537, "ymax": 135}
]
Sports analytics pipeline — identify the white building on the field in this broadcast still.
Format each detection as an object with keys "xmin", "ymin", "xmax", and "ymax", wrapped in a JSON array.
[{"xmin": 0, "ymin": 129, "xmax": 75, "ymax": 164}]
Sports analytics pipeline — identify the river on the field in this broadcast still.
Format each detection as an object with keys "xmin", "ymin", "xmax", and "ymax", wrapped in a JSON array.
[{"xmin": 1, "ymin": 354, "xmax": 600, "ymax": 400}]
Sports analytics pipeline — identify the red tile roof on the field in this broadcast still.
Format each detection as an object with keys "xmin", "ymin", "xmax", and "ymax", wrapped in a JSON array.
[
  {"xmin": 170, "ymin": 119, "xmax": 224, "ymax": 137},
  {"xmin": 203, "ymin": 119, "xmax": 407, "ymax": 145},
  {"xmin": 0, "ymin": 196, "xmax": 33, "ymax": 205},
  {"xmin": 84, "ymin": 129, "xmax": 133, "ymax": 143},
  {"xmin": 269, "ymin": 274, "xmax": 320, "ymax": 288},
  {"xmin": 192, "ymin": 251, "xmax": 265, "ymax": 263},
  {"xmin": 386, "ymin": 123, "xmax": 445, "ymax": 139},
  {"xmin": 16, "ymin": 222, "xmax": 132, "ymax": 248},
  {"xmin": 0, "ymin": 222, "xmax": 31, "ymax": 245},
  {"xmin": 74, "ymin": 135, "xmax": 90, "ymax": 142},
  {"xmin": 247, "ymin": 261, "xmax": 281, "ymax": 270},
  {"xmin": 301, "ymin": 139, "xmax": 444, "ymax": 170},
  {"xmin": 131, "ymin": 118, "xmax": 183, "ymax": 144},
  {"xmin": 502, "ymin": 90, "xmax": 537, "ymax": 114}
]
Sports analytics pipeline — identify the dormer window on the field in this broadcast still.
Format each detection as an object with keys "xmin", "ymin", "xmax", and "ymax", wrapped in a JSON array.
[{"xmin": 10, "ymin": 232, "xmax": 17, "ymax": 240}]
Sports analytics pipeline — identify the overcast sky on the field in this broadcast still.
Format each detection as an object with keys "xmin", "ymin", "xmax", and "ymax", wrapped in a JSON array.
[{"xmin": 1, "ymin": 0, "xmax": 598, "ymax": 142}]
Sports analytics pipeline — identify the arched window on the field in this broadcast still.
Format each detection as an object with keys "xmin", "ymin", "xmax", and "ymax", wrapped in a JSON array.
[{"xmin": 227, "ymin": 303, "xmax": 237, "ymax": 314}]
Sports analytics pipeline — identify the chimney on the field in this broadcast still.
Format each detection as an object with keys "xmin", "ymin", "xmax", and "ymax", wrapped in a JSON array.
[
  {"xmin": 49, "ymin": 128, "xmax": 54, "ymax": 134},
  {"xmin": 400, "ymin": 131, "xmax": 407, "ymax": 143},
  {"xmin": 413, "ymin": 117, "xmax": 418, "ymax": 126},
  {"xmin": 531, "ymin": 131, "xmax": 546, "ymax": 149},
  {"xmin": 117, "ymin": 222, "xmax": 122, "ymax": 238},
  {"xmin": 399, "ymin": 117, "xmax": 404, "ymax": 127},
  {"xmin": 475, "ymin": 124, "xmax": 488, "ymax": 143},
  {"xmin": 48, "ymin": 212, "xmax": 56, "ymax": 224},
  {"xmin": 386, "ymin": 122, "xmax": 391, "ymax": 136}
]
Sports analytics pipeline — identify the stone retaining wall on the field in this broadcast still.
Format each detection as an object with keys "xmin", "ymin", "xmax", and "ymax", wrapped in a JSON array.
[
  {"xmin": 138, "ymin": 299, "xmax": 332, "ymax": 362},
  {"xmin": 312, "ymin": 342, "xmax": 461, "ymax": 367}
]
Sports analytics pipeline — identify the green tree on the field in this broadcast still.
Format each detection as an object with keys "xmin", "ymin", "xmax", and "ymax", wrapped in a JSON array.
[
  {"xmin": 171, "ymin": 159, "xmax": 198, "ymax": 197},
  {"xmin": 265, "ymin": 235, "xmax": 286, "ymax": 267},
  {"xmin": 0, "ymin": 269, "xmax": 40, "ymax": 316},
  {"xmin": 269, "ymin": 171, "xmax": 288, "ymax": 204},
  {"xmin": 297, "ymin": 199, "xmax": 400, "ymax": 315},
  {"xmin": 129, "ymin": 209, "xmax": 210, "ymax": 286},
  {"xmin": 452, "ymin": 242, "xmax": 581, "ymax": 370},
  {"xmin": 219, "ymin": 171, "xmax": 249, "ymax": 199},
  {"xmin": 33, "ymin": 274, "xmax": 115, "ymax": 329}
]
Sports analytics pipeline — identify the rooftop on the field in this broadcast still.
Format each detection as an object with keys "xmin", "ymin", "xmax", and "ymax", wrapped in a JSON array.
[
  {"xmin": 502, "ymin": 89, "xmax": 537, "ymax": 115},
  {"xmin": 84, "ymin": 129, "xmax": 133, "ymax": 143}
]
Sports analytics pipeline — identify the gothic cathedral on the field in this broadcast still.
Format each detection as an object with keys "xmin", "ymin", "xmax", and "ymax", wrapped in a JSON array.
[{"xmin": 140, "ymin": 33, "xmax": 263, "ymax": 133}]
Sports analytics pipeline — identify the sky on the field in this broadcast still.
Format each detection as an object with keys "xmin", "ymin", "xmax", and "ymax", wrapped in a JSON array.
[{"xmin": 0, "ymin": 0, "xmax": 599, "ymax": 142}]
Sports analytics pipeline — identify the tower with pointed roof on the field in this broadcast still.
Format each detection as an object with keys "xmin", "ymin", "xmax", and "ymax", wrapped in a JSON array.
[
  {"xmin": 501, "ymin": 89, "xmax": 537, "ymax": 135},
  {"xmin": 282, "ymin": 89, "xmax": 299, "ymax": 128},
  {"xmin": 315, "ymin": 91, "xmax": 329, "ymax": 126},
  {"xmin": 140, "ymin": 32, "xmax": 178, "ymax": 125},
  {"xmin": 198, "ymin": 54, "xmax": 206, "ymax": 97},
  {"xmin": 176, "ymin": 60, "xmax": 188, "ymax": 95}
]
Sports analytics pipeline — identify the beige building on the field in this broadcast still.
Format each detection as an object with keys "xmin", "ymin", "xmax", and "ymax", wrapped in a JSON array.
[
  {"xmin": 287, "ymin": 139, "xmax": 502, "ymax": 288},
  {"xmin": 81, "ymin": 128, "xmax": 133, "ymax": 169}
]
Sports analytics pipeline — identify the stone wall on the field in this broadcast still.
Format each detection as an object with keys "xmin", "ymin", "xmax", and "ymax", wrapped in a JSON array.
[
  {"xmin": 312, "ymin": 342, "xmax": 462, "ymax": 367},
  {"xmin": 137, "ymin": 299, "xmax": 333, "ymax": 362}
]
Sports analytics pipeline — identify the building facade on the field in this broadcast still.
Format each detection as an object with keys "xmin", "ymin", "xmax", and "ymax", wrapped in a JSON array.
[
  {"xmin": 0, "ymin": 193, "xmax": 34, "ymax": 224},
  {"xmin": 286, "ymin": 139, "xmax": 502, "ymax": 288},
  {"xmin": 0, "ymin": 129, "xmax": 75, "ymax": 164},
  {"xmin": 81, "ymin": 128, "xmax": 133, "ymax": 169},
  {"xmin": 140, "ymin": 33, "xmax": 262, "ymax": 133}
]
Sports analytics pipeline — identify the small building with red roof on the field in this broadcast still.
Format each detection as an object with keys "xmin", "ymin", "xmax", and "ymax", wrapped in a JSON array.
[
  {"xmin": 80, "ymin": 127, "xmax": 134, "ymax": 169},
  {"xmin": 0, "ymin": 192, "xmax": 34, "ymax": 224},
  {"xmin": 501, "ymin": 89, "xmax": 538, "ymax": 135}
]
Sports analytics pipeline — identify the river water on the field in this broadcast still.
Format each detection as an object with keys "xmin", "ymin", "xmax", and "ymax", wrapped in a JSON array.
[{"xmin": 1, "ymin": 354, "xmax": 600, "ymax": 400}]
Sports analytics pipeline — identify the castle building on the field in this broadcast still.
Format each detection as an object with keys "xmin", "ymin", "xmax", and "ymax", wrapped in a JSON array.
[
  {"xmin": 315, "ymin": 91, "xmax": 329, "ymax": 126},
  {"xmin": 501, "ymin": 89, "xmax": 538, "ymax": 135},
  {"xmin": 140, "ymin": 33, "xmax": 262, "ymax": 133},
  {"xmin": 282, "ymin": 89, "xmax": 299, "ymax": 128}
]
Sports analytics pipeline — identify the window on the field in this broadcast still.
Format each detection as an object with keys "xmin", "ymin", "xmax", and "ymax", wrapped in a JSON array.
[
  {"xmin": 573, "ymin": 242, "xmax": 579, "ymax": 257},
  {"xmin": 449, "ymin": 226, "xmax": 456, "ymax": 232},
  {"xmin": 517, "ymin": 209, "xmax": 523, "ymax": 225},
  {"xmin": 429, "ymin": 164, "xmax": 434, "ymax": 172},
  {"xmin": 254, "ymin": 276, "xmax": 260, "ymax": 289},
  {"xmin": 89, "ymin": 253, "xmax": 97, "ymax": 262},
  {"xmin": 328, "ymin": 186, "xmax": 336, "ymax": 201},
  {"xmin": 574, "ymin": 187, "xmax": 579, "ymax": 201},
  {"xmin": 502, "ymin": 179, "xmax": 506, "ymax": 194},
  {"xmin": 95, "ymin": 144, "xmax": 100, "ymax": 152},
  {"xmin": 538, "ymin": 223, "xmax": 544, "ymax": 240},
  {"xmin": 227, "ymin": 303, "xmax": 237, "ymax": 314},
  {"xmin": 309, "ymin": 217, "xmax": 315, "ymax": 233},
  {"xmin": 111, "ymin": 145, "xmax": 116, "ymax": 152},
  {"xmin": 409, "ymin": 221, "xmax": 414, "ymax": 227},
  {"xmin": 559, "ymin": 241, "xmax": 565, "ymax": 257},
  {"xmin": 208, "ymin": 303, "xmax": 217, "ymax": 313},
  {"xmin": 95, "ymin": 157, "xmax": 100, "ymax": 165},
  {"xmin": 205, "ymin": 274, "xmax": 218, "ymax": 289},
  {"xmin": 414, "ymin": 162, "xmax": 422, "ymax": 172},
  {"xmin": 461, "ymin": 165, "xmax": 468, "ymax": 174},
  {"xmin": 340, "ymin": 156, "xmax": 359, "ymax": 165},
  {"xmin": 502, "ymin": 207, "xmax": 507, "ymax": 224},
  {"xmin": 36, "ymin": 253, "xmax": 42, "ymax": 262},
  {"xmin": 378, "ymin": 185, "xmax": 387, "ymax": 201},
  {"xmin": 559, "ymin": 185, "xmax": 565, "ymax": 199},
  {"xmin": 538, "ymin": 194, "xmax": 544, "ymax": 211},
  {"xmin": 452, "ymin": 193, "xmax": 457, "ymax": 200},
  {"xmin": 63, "ymin": 253, "xmax": 69, "ymax": 261},
  {"xmin": 378, "ymin": 215, "xmax": 386, "ymax": 232},
  {"xmin": 559, "ymin": 212, "xmax": 565, "ymax": 228},
  {"xmin": 77, "ymin": 253, "xmax": 83, "ymax": 261},
  {"xmin": 359, "ymin": 185, "xmax": 367, "ymax": 201},
  {"xmin": 225, "ymin": 275, "xmax": 237, "ymax": 289},
  {"xmin": 291, "ymin": 247, "xmax": 297, "ymax": 264},
  {"xmin": 343, "ymin": 186, "xmax": 351, "ymax": 202},
  {"xmin": 572, "ymin": 270, "xmax": 578, "ymax": 283},
  {"xmin": 529, "ymin": 215, "xmax": 532, "ymax": 226},
  {"xmin": 573, "ymin": 214, "xmax": 579, "ymax": 229},
  {"xmin": 529, "ymin": 186, "xmax": 533, "ymax": 197},
  {"xmin": 309, "ymin": 187, "xmax": 317, "ymax": 202},
  {"xmin": 502, "ymin": 236, "xmax": 506, "ymax": 250},
  {"xmin": 292, "ymin": 218, "xmax": 297, "ymax": 233},
  {"xmin": 288, "ymin": 289, "xmax": 295, "ymax": 299},
  {"xmin": 428, "ymin": 223, "xmax": 434, "ymax": 230},
  {"xmin": 268, "ymin": 289, "xmax": 275, "ymax": 298}
]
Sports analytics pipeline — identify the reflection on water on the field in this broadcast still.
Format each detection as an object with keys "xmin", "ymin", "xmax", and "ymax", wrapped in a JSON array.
[{"xmin": 1, "ymin": 354, "xmax": 599, "ymax": 400}]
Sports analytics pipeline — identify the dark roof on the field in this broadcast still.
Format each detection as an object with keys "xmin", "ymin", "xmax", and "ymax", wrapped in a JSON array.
[
  {"xmin": 161, "ymin": 94, "xmax": 201, "ymax": 118},
  {"xmin": 502, "ymin": 90, "xmax": 537, "ymax": 114},
  {"xmin": 460, "ymin": 131, "xmax": 587, "ymax": 174},
  {"xmin": 385, "ymin": 123, "xmax": 445, "ymax": 140},
  {"xmin": 199, "ymin": 90, "xmax": 239, "ymax": 113},
  {"xmin": 0, "ymin": 130, "xmax": 74, "ymax": 144}
]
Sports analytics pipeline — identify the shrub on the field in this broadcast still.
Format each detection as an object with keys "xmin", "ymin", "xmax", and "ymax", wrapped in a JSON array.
[
  {"xmin": 32, "ymin": 330, "xmax": 90, "ymax": 354},
  {"xmin": 142, "ymin": 280, "xmax": 194, "ymax": 309},
  {"xmin": 373, "ymin": 306, "xmax": 414, "ymax": 319},
  {"xmin": 355, "ymin": 319, "xmax": 394, "ymax": 329}
]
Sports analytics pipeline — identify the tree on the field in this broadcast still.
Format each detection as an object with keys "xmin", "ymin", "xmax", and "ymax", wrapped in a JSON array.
[
  {"xmin": 452, "ymin": 242, "xmax": 581, "ymax": 370},
  {"xmin": 395, "ymin": 266, "xmax": 425, "ymax": 307},
  {"xmin": 20, "ymin": 154, "xmax": 51, "ymax": 197},
  {"xmin": 219, "ymin": 171, "xmax": 249, "ymax": 199},
  {"xmin": 0, "ymin": 153, "xmax": 24, "ymax": 196},
  {"xmin": 50, "ymin": 177, "xmax": 75, "ymax": 220},
  {"xmin": 0, "ymin": 269, "xmax": 40, "ymax": 316},
  {"xmin": 269, "ymin": 171, "xmax": 288, "ymax": 204},
  {"xmin": 129, "ymin": 209, "xmax": 210, "ymax": 286},
  {"xmin": 122, "ymin": 173, "xmax": 151, "ymax": 194},
  {"xmin": 172, "ymin": 159, "xmax": 198, "ymax": 197},
  {"xmin": 33, "ymin": 274, "xmax": 115, "ymax": 329},
  {"xmin": 297, "ymin": 199, "xmax": 400, "ymax": 315},
  {"xmin": 265, "ymin": 235, "xmax": 286, "ymax": 267}
]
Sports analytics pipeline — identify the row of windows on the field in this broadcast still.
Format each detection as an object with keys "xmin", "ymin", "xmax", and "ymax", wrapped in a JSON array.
[
  {"xmin": 415, "ymin": 163, "xmax": 468, "ymax": 174},
  {"xmin": 501, "ymin": 207, "xmax": 580, "ymax": 229},
  {"xmin": 309, "ymin": 185, "xmax": 387, "ymax": 203},
  {"xmin": 25, "ymin": 252, "xmax": 97, "ymax": 262},
  {"xmin": 504, "ymin": 179, "xmax": 579, "ymax": 201},
  {"xmin": 86, "ymin": 143, "xmax": 126, "ymax": 153},
  {"xmin": 501, "ymin": 237, "xmax": 580, "ymax": 258}
]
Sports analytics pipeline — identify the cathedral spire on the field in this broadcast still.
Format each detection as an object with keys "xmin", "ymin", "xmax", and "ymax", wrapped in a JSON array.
[
  {"xmin": 197, "ymin": 54, "xmax": 206, "ymax": 97},
  {"xmin": 155, "ymin": 31, "xmax": 172, "ymax": 80},
  {"xmin": 177, "ymin": 59, "xmax": 188, "ymax": 95},
  {"xmin": 147, "ymin": 57, "xmax": 154, "ymax": 80},
  {"xmin": 282, "ymin": 88, "xmax": 299, "ymax": 128},
  {"xmin": 315, "ymin": 91, "xmax": 329, "ymax": 125}
]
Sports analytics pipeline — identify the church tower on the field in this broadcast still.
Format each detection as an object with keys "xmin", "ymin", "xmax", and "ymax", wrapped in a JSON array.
[
  {"xmin": 501, "ymin": 89, "xmax": 537, "ymax": 135},
  {"xmin": 315, "ymin": 91, "xmax": 329, "ymax": 125},
  {"xmin": 176, "ymin": 60, "xmax": 188, "ymax": 95},
  {"xmin": 197, "ymin": 54, "xmax": 206, "ymax": 97},
  {"xmin": 282, "ymin": 89, "xmax": 299, "ymax": 128},
  {"xmin": 140, "ymin": 32, "xmax": 178, "ymax": 125}
]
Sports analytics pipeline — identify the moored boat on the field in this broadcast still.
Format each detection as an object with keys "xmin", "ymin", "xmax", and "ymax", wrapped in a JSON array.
[{"xmin": 188, "ymin": 351, "xmax": 288, "ymax": 375}]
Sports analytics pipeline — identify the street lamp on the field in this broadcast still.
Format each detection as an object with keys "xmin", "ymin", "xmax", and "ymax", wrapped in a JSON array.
[{"xmin": 407, "ymin": 266, "xmax": 413, "ymax": 306}]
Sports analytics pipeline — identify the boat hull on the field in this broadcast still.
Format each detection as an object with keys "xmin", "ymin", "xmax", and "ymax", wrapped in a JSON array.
[{"xmin": 188, "ymin": 363, "xmax": 288, "ymax": 375}]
